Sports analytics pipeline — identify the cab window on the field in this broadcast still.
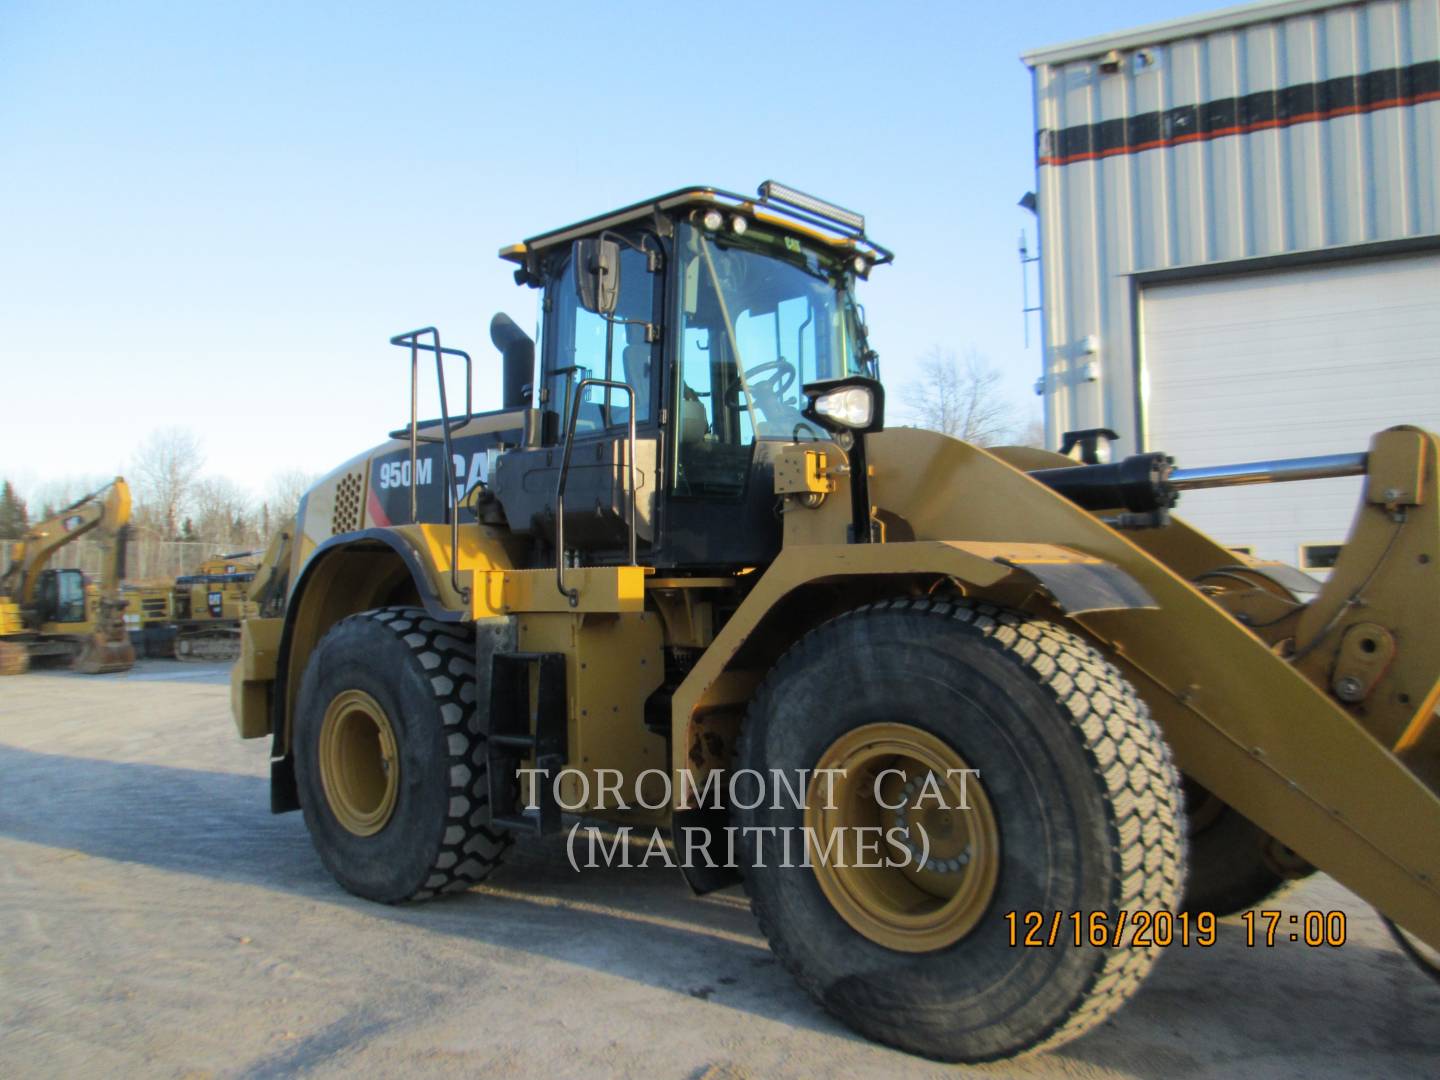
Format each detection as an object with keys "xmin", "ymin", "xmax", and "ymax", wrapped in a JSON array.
[
  {"xmin": 544, "ymin": 243, "xmax": 656, "ymax": 438},
  {"xmin": 38, "ymin": 568, "xmax": 87, "ymax": 624}
]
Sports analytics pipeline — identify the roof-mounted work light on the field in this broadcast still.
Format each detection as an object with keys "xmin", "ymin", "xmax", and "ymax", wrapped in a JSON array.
[{"xmin": 758, "ymin": 181, "xmax": 866, "ymax": 236}]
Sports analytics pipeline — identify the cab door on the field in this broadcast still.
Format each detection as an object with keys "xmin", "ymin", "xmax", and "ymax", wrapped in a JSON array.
[
  {"xmin": 651, "ymin": 220, "xmax": 799, "ymax": 569},
  {"xmin": 35, "ymin": 568, "xmax": 88, "ymax": 627},
  {"xmin": 493, "ymin": 234, "xmax": 664, "ymax": 563}
]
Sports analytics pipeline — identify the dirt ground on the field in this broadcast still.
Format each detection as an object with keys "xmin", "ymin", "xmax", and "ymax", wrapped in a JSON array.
[{"xmin": 0, "ymin": 661, "xmax": 1436, "ymax": 1079}]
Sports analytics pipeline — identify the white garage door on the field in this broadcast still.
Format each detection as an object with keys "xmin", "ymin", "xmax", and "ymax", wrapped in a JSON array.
[{"xmin": 1140, "ymin": 251, "xmax": 1440, "ymax": 571}]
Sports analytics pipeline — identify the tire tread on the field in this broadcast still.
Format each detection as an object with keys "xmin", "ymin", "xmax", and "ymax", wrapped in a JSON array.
[{"xmin": 321, "ymin": 606, "xmax": 510, "ymax": 901}]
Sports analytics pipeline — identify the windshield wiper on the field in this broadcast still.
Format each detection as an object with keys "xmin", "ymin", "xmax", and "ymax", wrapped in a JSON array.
[{"xmin": 846, "ymin": 295, "xmax": 879, "ymax": 377}]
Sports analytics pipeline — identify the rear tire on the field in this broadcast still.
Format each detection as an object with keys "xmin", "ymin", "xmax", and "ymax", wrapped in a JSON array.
[
  {"xmin": 294, "ymin": 606, "xmax": 510, "ymax": 902},
  {"xmin": 1180, "ymin": 777, "xmax": 1313, "ymax": 914},
  {"xmin": 735, "ymin": 598, "xmax": 1185, "ymax": 1062}
]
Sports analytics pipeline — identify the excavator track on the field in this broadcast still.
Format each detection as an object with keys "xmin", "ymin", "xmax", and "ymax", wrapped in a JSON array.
[
  {"xmin": 175, "ymin": 628, "xmax": 242, "ymax": 663},
  {"xmin": 0, "ymin": 641, "xmax": 30, "ymax": 676}
]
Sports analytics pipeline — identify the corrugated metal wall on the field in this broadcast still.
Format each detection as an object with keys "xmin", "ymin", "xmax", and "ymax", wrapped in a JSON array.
[{"xmin": 1028, "ymin": 0, "xmax": 1440, "ymax": 451}]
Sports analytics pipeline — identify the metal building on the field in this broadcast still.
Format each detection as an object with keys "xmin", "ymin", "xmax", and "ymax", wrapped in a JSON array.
[{"xmin": 1024, "ymin": 0, "xmax": 1440, "ymax": 570}]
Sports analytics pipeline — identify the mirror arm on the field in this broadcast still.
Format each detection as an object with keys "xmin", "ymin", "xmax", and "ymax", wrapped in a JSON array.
[{"xmin": 599, "ymin": 228, "xmax": 664, "ymax": 273}]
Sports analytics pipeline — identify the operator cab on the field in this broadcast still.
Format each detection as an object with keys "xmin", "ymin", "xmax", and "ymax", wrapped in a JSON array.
[
  {"xmin": 490, "ymin": 182, "xmax": 890, "ymax": 573},
  {"xmin": 32, "ymin": 568, "xmax": 87, "ymax": 625}
]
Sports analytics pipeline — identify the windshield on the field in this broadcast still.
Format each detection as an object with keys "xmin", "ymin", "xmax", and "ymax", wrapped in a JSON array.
[
  {"xmin": 669, "ymin": 220, "xmax": 875, "ymax": 497},
  {"xmin": 675, "ymin": 221, "xmax": 872, "ymax": 447}
]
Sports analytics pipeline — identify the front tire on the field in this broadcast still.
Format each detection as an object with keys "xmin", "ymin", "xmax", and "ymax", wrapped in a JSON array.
[
  {"xmin": 735, "ymin": 598, "xmax": 1185, "ymax": 1062},
  {"xmin": 294, "ymin": 607, "xmax": 510, "ymax": 902}
]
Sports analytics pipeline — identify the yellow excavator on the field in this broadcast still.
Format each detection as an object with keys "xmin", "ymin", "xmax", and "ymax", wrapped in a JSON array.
[
  {"xmin": 122, "ymin": 528, "xmax": 295, "ymax": 662},
  {"xmin": 171, "ymin": 551, "xmax": 261, "ymax": 661},
  {"xmin": 0, "ymin": 477, "xmax": 136, "ymax": 675}
]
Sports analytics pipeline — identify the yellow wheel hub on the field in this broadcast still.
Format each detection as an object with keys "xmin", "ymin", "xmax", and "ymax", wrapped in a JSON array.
[
  {"xmin": 319, "ymin": 689, "xmax": 400, "ymax": 837},
  {"xmin": 805, "ymin": 722, "xmax": 1000, "ymax": 952}
]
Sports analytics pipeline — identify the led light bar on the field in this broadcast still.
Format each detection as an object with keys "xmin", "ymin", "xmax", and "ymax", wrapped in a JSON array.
[{"xmin": 758, "ymin": 180, "xmax": 865, "ymax": 234}]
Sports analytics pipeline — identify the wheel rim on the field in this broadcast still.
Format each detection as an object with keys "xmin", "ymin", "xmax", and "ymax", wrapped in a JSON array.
[
  {"xmin": 319, "ymin": 689, "xmax": 399, "ymax": 836},
  {"xmin": 805, "ymin": 722, "xmax": 1001, "ymax": 953}
]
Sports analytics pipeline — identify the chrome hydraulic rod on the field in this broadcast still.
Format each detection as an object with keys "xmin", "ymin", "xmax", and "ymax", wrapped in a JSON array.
[{"xmin": 1170, "ymin": 452, "xmax": 1368, "ymax": 491}]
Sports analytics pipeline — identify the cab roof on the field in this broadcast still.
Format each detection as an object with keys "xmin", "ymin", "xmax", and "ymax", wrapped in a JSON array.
[{"xmin": 498, "ymin": 182, "xmax": 893, "ymax": 272}]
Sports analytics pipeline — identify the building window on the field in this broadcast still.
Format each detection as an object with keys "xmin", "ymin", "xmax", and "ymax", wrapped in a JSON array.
[{"xmin": 1299, "ymin": 543, "xmax": 1343, "ymax": 570}]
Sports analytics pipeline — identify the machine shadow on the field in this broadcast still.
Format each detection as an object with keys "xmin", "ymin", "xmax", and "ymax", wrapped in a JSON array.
[
  {"xmin": 1054, "ymin": 924, "xmax": 1440, "ymax": 1076},
  {"xmin": 17, "ymin": 662, "xmax": 232, "ymax": 686},
  {"xmin": 4, "ymin": 744, "xmax": 1434, "ymax": 1071},
  {"xmin": 0, "ymin": 746, "xmax": 852, "ymax": 1043}
]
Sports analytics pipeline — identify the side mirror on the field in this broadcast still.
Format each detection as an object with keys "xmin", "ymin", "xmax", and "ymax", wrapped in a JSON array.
[{"xmin": 574, "ymin": 237, "xmax": 620, "ymax": 315}]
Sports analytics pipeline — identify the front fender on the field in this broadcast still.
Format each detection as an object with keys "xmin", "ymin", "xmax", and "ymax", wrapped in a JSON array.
[
  {"xmin": 669, "ymin": 537, "xmax": 1154, "ymax": 795},
  {"xmin": 266, "ymin": 529, "xmax": 474, "ymax": 812}
]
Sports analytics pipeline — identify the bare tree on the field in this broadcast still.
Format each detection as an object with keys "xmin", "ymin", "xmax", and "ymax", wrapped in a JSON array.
[
  {"xmin": 1015, "ymin": 412, "xmax": 1048, "ymax": 450},
  {"xmin": 903, "ymin": 348, "xmax": 1016, "ymax": 447},
  {"xmin": 191, "ymin": 476, "xmax": 259, "ymax": 549},
  {"xmin": 264, "ymin": 469, "xmax": 315, "ymax": 534},
  {"xmin": 132, "ymin": 428, "xmax": 204, "ymax": 539}
]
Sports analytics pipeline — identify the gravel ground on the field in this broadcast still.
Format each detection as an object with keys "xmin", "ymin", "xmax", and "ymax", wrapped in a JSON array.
[{"xmin": 0, "ymin": 660, "xmax": 1436, "ymax": 1079}]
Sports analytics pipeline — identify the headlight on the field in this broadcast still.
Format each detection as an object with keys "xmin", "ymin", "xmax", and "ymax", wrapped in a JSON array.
[
  {"xmin": 813, "ymin": 386, "xmax": 874, "ymax": 428},
  {"xmin": 801, "ymin": 376, "xmax": 886, "ymax": 436}
]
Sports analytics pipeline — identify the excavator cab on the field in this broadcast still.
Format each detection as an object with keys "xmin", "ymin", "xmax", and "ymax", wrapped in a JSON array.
[{"xmin": 33, "ymin": 568, "xmax": 88, "ymax": 626}]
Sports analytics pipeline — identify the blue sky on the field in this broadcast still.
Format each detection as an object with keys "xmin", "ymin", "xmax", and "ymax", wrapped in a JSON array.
[{"xmin": 0, "ymin": 0, "xmax": 1222, "ymax": 497}]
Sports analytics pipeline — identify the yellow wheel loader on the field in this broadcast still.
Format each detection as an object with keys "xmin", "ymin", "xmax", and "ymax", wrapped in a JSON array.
[
  {"xmin": 0, "ymin": 477, "xmax": 136, "ymax": 675},
  {"xmin": 232, "ymin": 183, "xmax": 1440, "ymax": 1061}
]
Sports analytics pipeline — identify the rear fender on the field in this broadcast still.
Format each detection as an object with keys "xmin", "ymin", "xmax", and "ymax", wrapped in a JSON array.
[{"xmin": 266, "ymin": 531, "xmax": 455, "ymax": 812}]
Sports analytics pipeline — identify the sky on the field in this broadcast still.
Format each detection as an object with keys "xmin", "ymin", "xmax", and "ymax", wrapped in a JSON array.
[{"xmin": 0, "ymin": 0, "xmax": 1224, "ymax": 501}]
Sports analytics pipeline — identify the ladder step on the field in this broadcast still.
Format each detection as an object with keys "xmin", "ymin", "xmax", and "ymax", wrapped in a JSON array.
[{"xmin": 484, "ymin": 650, "xmax": 567, "ymax": 837}]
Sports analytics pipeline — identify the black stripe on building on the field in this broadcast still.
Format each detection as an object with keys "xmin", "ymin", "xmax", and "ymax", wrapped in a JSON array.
[{"xmin": 1038, "ymin": 58, "xmax": 1439, "ymax": 166}]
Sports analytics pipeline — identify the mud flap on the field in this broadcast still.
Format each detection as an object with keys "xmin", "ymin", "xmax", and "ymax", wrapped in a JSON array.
[
  {"xmin": 672, "ymin": 807, "xmax": 742, "ymax": 894},
  {"xmin": 1001, "ymin": 555, "xmax": 1157, "ymax": 615}
]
